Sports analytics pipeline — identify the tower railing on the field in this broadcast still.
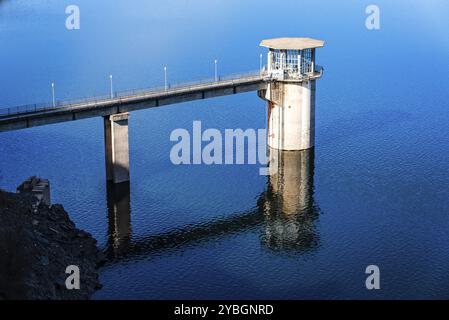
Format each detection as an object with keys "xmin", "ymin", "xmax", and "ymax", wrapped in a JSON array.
[{"xmin": 264, "ymin": 65, "xmax": 324, "ymax": 82}]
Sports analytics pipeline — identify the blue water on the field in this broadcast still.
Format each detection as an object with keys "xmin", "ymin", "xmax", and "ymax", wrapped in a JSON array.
[{"xmin": 1, "ymin": 0, "xmax": 449, "ymax": 299}]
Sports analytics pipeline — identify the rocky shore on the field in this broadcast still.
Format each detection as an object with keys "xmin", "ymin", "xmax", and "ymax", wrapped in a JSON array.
[{"xmin": 0, "ymin": 189, "xmax": 103, "ymax": 300}]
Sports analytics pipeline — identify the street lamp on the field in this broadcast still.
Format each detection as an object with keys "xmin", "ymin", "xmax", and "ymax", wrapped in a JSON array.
[
  {"xmin": 214, "ymin": 59, "xmax": 218, "ymax": 82},
  {"xmin": 109, "ymin": 75, "xmax": 113, "ymax": 99},
  {"xmin": 51, "ymin": 82, "xmax": 55, "ymax": 107},
  {"xmin": 164, "ymin": 66, "xmax": 168, "ymax": 91},
  {"xmin": 260, "ymin": 53, "xmax": 263, "ymax": 73}
]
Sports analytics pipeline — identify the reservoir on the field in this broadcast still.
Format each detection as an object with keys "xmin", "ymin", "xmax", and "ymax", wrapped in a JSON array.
[{"xmin": 1, "ymin": 0, "xmax": 449, "ymax": 299}]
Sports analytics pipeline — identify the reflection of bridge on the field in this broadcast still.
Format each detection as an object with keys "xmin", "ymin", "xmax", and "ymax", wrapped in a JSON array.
[{"xmin": 103, "ymin": 149, "xmax": 320, "ymax": 266}]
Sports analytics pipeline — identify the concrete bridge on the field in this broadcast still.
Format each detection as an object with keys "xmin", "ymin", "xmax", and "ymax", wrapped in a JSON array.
[
  {"xmin": 0, "ymin": 72, "xmax": 266, "ymax": 131},
  {"xmin": 0, "ymin": 72, "xmax": 267, "ymax": 182},
  {"xmin": 0, "ymin": 37, "xmax": 325, "ymax": 184}
]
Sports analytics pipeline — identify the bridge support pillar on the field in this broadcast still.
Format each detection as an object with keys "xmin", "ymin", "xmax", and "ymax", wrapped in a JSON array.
[
  {"xmin": 261, "ymin": 81, "xmax": 316, "ymax": 151},
  {"xmin": 104, "ymin": 113, "xmax": 130, "ymax": 184}
]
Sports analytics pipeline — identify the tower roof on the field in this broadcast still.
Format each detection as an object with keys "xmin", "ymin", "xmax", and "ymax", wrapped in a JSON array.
[{"xmin": 260, "ymin": 37, "xmax": 325, "ymax": 50}]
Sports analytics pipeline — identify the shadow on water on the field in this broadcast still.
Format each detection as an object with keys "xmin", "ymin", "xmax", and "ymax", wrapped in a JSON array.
[{"xmin": 104, "ymin": 149, "xmax": 320, "ymax": 265}]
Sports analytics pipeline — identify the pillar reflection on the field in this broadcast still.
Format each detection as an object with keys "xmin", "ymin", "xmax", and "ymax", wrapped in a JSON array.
[
  {"xmin": 106, "ymin": 181, "xmax": 132, "ymax": 256},
  {"xmin": 103, "ymin": 149, "xmax": 320, "ymax": 264},
  {"xmin": 259, "ymin": 148, "xmax": 319, "ymax": 252}
]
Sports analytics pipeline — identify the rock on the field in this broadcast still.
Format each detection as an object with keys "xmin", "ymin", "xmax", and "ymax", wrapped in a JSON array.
[
  {"xmin": 54, "ymin": 276, "xmax": 66, "ymax": 289},
  {"xmin": 40, "ymin": 256, "xmax": 49, "ymax": 266},
  {"xmin": 48, "ymin": 227, "xmax": 59, "ymax": 234},
  {"xmin": 0, "ymin": 189, "xmax": 102, "ymax": 300}
]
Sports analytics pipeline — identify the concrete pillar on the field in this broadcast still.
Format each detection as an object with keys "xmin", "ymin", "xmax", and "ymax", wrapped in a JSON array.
[
  {"xmin": 265, "ymin": 80, "xmax": 316, "ymax": 150},
  {"xmin": 104, "ymin": 113, "xmax": 130, "ymax": 184}
]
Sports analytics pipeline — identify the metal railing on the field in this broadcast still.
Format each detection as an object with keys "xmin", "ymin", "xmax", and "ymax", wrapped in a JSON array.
[
  {"xmin": 0, "ymin": 70, "xmax": 263, "ymax": 119},
  {"xmin": 262, "ymin": 65, "xmax": 324, "ymax": 81}
]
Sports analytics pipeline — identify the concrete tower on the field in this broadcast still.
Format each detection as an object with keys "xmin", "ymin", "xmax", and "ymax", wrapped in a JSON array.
[{"xmin": 259, "ymin": 38, "xmax": 325, "ymax": 150}]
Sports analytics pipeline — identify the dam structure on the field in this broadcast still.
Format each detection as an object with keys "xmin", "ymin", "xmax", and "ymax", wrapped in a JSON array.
[{"xmin": 0, "ymin": 37, "xmax": 325, "ymax": 183}]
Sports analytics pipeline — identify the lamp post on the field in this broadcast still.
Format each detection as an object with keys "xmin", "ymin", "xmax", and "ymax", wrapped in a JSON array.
[
  {"xmin": 260, "ymin": 53, "xmax": 263, "ymax": 74},
  {"xmin": 214, "ymin": 59, "xmax": 218, "ymax": 82},
  {"xmin": 164, "ymin": 66, "xmax": 168, "ymax": 91},
  {"xmin": 51, "ymin": 83, "xmax": 55, "ymax": 107},
  {"xmin": 109, "ymin": 75, "xmax": 113, "ymax": 99}
]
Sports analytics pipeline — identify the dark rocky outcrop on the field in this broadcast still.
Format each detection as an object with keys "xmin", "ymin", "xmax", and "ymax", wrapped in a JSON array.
[{"xmin": 0, "ymin": 190, "xmax": 103, "ymax": 300}]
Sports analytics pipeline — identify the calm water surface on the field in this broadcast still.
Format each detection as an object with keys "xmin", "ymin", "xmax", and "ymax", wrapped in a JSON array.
[{"xmin": 1, "ymin": 0, "xmax": 449, "ymax": 299}]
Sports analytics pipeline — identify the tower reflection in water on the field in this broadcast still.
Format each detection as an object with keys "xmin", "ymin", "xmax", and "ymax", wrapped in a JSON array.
[
  {"xmin": 104, "ymin": 149, "xmax": 319, "ymax": 262},
  {"xmin": 260, "ymin": 148, "xmax": 319, "ymax": 252}
]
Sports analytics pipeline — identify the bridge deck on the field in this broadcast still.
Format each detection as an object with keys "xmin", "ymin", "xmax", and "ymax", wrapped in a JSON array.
[{"xmin": 0, "ymin": 72, "xmax": 267, "ymax": 132}]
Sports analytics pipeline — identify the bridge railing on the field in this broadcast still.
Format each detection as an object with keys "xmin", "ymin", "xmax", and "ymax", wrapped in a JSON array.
[
  {"xmin": 0, "ymin": 70, "xmax": 262, "ymax": 119},
  {"xmin": 111, "ymin": 70, "xmax": 263, "ymax": 101}
]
